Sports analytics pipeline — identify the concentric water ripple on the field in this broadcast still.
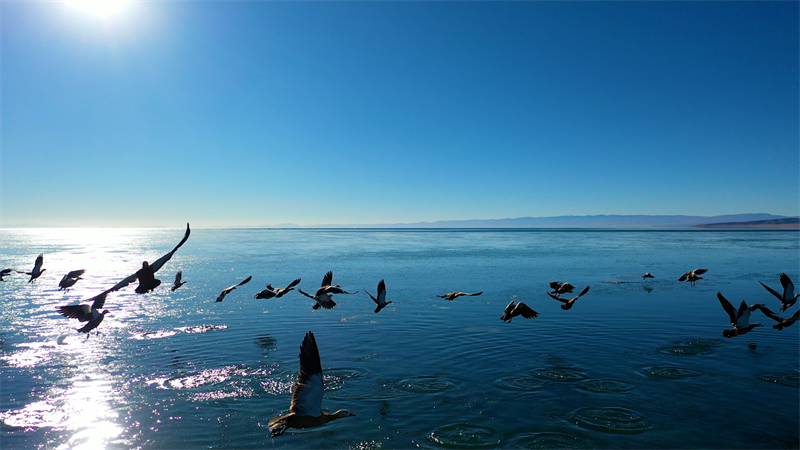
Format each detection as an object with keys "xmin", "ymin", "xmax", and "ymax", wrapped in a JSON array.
[
  {"xmin": 506, "ymin": 432, "xmax": 597, "ymax": 449},
  {"xmin": 495, "ymin": 375, "xmax": 548, "ymax": 391},
  {"xmin": 577, "ymin": 379, "xmax": 634, "ymax": 393},
  {"xmin": 535, "ymin": 368, "xmax": 586, "ymax": 382},
  {"xmin": 756, "ymin": 374, "xmax": 800, "ymax": 388},
  {"xmin": 569, "ymin": 407, "xmax": 651, "ymax": 434},
  {"xmin": 323, "ymin": 367, "xmax": 371, "ymax": 391},
  {"xmin": 639, "ymin": 365, "xmax": 703, "ymax": 380},
  {"xmin": 396, "ymin": 375, "xmax": 458, "ymax": 393},
  {"xmin": 428, "ymin": 423, "xmax": 501, "ymax": 448},
  {"xmin": 174, "ymin": 324, "xmax": 227, "ymax": 334},
  {"xmin": 657, "ymin": 338, "xmax": 722, "ymax": 356}
]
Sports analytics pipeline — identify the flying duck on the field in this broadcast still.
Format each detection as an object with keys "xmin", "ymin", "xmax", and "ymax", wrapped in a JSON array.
[
  {"xmin": 56, "ymin": 292, "xmax": 110, "ymax": 337},
  {"xmin": 755, "ymin": 305, "xmax": 799, "ymax": 330},
  {"xmin": 759, "ymin": 273, "xmax": 799, "ymax": 312},
  {"xmin": 679, "ymin": 269, "xmax": 708, "ymax": 286},
  {"xmin": 269, "ymin": 332, "xmax": 355, "ymax": 437},
  {"xmin": 549, "ymin": 281, "xmax": 575, "ymax": 295},
  {"xmin": 500, "ymin": 300, "xmax": 539, "ymax": 322},
  {"xmin": 58, "ymin": 269, "xmax": 85, "ymax": 291},
  {"xmin": 364, "ymin": 279, "xmax": 392, "ymax": 313},
  {"xmin": 437, "ymin": 291, "xmax": 483, "ymax": 301},
  {"xmin": 642, "ymin": 273, "xmax": 654, "ymax": 280},
  {"xmin": 18, "ymin": 254, "xmax": 46, "ymax": 282},
  {"xmin": 0, "ymin": 268, "xmax": 13, "ymax": 281},
  {"xmin": 717, "ymin": 292, "xmax": 763, "ymax": 338},
  {"xmin": 216, "ymin": 276, "xmax": 252, "ymax": 302},
  {"xmin": 255, "ymin": 278, "xmax": 301, "ymax": 299},
  {"xmin": 171, "ymin": 271, "xmax": 187, "ymax": 292},
  {"xmin": 548, "ymin": 285, "xmax": 590, "ymax": 310},
  {"xmin": 298, "ymin": 272, "xmax": 357, "ymax": 310}
]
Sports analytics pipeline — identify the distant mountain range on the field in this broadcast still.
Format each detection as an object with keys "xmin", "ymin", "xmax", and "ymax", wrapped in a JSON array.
[{"xmin": 282, "ymin": 213, "xmax": 792, "ymax": 229}]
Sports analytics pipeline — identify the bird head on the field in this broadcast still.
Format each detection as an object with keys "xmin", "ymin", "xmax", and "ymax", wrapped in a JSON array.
[
  {"xmin": 722, "ymin": 329, "xmax": 735, "ymax": 338},
  {"xmin": 332, "ymin": 409, "xmax": 356, "ymax": 418},
  {"xmin": 102, "ymin": 310, "xmax": 111, "ymax": 316}
]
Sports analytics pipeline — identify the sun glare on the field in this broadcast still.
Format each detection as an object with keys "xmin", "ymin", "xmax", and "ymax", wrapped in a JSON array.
[{"xmin": 65, "ymin": 1, "xmax": 130, "ymax": 17}]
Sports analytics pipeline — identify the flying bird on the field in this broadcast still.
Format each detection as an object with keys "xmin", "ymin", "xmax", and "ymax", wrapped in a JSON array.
[
  {"xmin": 437, "ymin": 291, "xmax": 483, "ymax": 301},
  {"xmin": 642, "ymin": 273, "xmax": 654, "ymax": 280},
  {"xmin": 298, "ymin": 272, "xmax": 357, "ymax": 309},
  {"xmin": 56, "ymin": 292, "xmax": 110, "ymax": 337},
  {"xmin": 759, "ymin": 273, "xmax": 799, "ymax": 312},
  {"xmin": 548, "ymin": 286, "xmax": 590, "ymax": 310},
  {"xmin": 0, "ymin": 268, "xmax": 13, "ymax": 281},
  {"xmin": 268, "ymin": 332, "xmax": 355, "ymax": 437},
  {"xmin": 364, "ymin": 279, "xmax": 392, "ymax": 313},
  {"xmin": 59, "ymin": 270, "xmax": 85, "ymax": 291},
  {"xmin": 18, "ymin": 254, "xmax": 46, "ymax": 282},
  {"xmin": 216, "ymin": 276, "xmax": 252, "ymax": 302},
  {"xmin": 716, "ymin": 292, "xmax": 763, "ymax": 338},
  {"xmin": 679, "ymin": 269, "xmax": 708, "ymax": 286},
  {"xmin": 549, "ymin": 282, "xmax": 575, "ymax": 295},
  {"xmin": 171, "ymin": 271, "xmax": 187, "ymax": 292},
  {"xmin": 500, "ymin": 300, "xmax": 539, "ymax": 323},
  {"xmin": 255, "ymin": 278, "xmax": 301, "ymax": 299},
  {"xmin": 755, "ymin": 305, "xmax": 800, "ymax": 331}
]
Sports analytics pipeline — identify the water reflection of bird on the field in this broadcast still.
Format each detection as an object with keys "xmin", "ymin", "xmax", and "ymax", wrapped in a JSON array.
[
  {"xmin": 679, "ymin": 269, "xmax": 707, "ymax": 286},
  {"xmin": 0, "ymin": 268, "xmax": 13, "ymax": 281},
  {"xmin": 500, "ymin": 300, "xmax": 538, "ymax": 322},
  {"xmin": 216, "ymin": 276, "xmax": 252, "ymax": 302},
  {"xmin": 438, "ymin": 291, "xmax": 482, "ymax": 301},
  {"xmin": 59, "ymin": 269, "xmax": 85, "ymax": 291},
  {"xmin": 549, "ymin": 281, "xmax": 575, "ymax": 295},
  {"xmin": 269, "ymin": 332, "xmax": 355, "ymax": 437},
  {"xmin": 19, "ymin": 254, "xmax": 46, "ymax": 282},
  {"xmin": 255, "ymin": 278, "xmax": 301, "ymax": 299},
  {"xmin": 642, "ymin": 273, "xmax": 654, "ymax": 280},
  {"xmin": 716, "ymin": 292, "xmax": 763, "ymax": 338},
  {"xmin": 171, "ymin": 271, "xmax": 187, "ymax": 292},
  {"xmin": 364, "ymin": 279, "xmax": 392, "ymax": 313},
  {"xmin": 549, "ymin": 286, "xmax": 590, "ymax": 310},
  {"xmin": 759, "ymin": 273, "xmax": 799, "ymax": 312},
  {"xmin": 755, "ymin": 305, "xmax": 799, "ymax": 330},
  {"xmin": 56, "ymin": 292, "xmax": 110, "ymax": 338}
]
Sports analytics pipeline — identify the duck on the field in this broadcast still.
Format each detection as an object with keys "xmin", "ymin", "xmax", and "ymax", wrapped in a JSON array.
[
  {"xmin": 679, "ymin": 269, "xmax": 707, "ymax": 286},
  {"xmin": 18, "ymin": 254, "xmax": 46, "ymax": 282},
  {"xmin": 58, "ymin": 269, "xmax": 85, "ymax": 291},
  {"xmin": 255, "ymin": 278, "xmax": 301, "ymax": 299},
  {"xmin": 642, "ymin": 273, "xmax": 654, "ymax": 280},
  {"xmin": 754, "ymin": 305, "xmax": 799, "ymax": 330},
  {"xmin": 171, "ymin": 271, "xmax": 187, "ymax": 292},
  {"xmin": 548, "ymin": 286, "xmax": 590, "ymax": 310},
  {"xmin": 500, "ymin": 300, "xmax": 539, "ymax": 322},
  {"xmin": 716, "ymin": 292, "xmax": 763, "ymax": 338},
  {"xmin": 216, "ymin": 276, "xmax": 252, "ymax": 302},
  {"xmin": 549, "ymin": 281, "xmax": 575, "ymax": 295},
  {"xmin": 437, "ymin": 291, "xmax": 483, "ymax": 301},
  {"xmin": 0, "ymin": 268, "xmax": 13, "ymax": 281},
  {"xmin": 364, "ymin": 279, "xmax": 392, "ymax": 313},
  {"xmin": 298, "ymin": 272, "xmax": 357, "ymax": 310},
  {"xmin": 56, "ymin": 292, "xmax": 110, "ymax": 338},
  {"xmin": 759, "ymin": 273, "xmax": 799, "ymax": 312},
  {"xmin": 269, "ymin": 332, "xmax": 355, "ymax": 437}
]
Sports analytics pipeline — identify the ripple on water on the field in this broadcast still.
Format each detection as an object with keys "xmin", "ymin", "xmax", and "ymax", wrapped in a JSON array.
[
  {"xmin": 657, "ymin": 338, "xmax": 722, "ymax": 356},
  {"xmin": 254, "ymin": 335, "xmax": 276, "ymax": 350},
  {"xmin": 535, "ymin": 368, "xmax": 586, "ymax": 382},
  {"xmin": 639, "ymin": 365, "xmax": 703, "ymax": 380},
  {"xmin": 577, "ymin": 379, "xmax": 634, "ymax": 393},
  {"xmin": 428, "ymin": 423, "xmax": 501, "ymax": 448},
  {"xmin": 175, "ymin": 324, "xmax": 227, "ymax": 334},
  {"xmin": 129, "ymin": 330, "xmax": 178, "ymax": 340},
  {"xmin": 506, "ymin": 432, "xmax": 596, "ymax": 449},
  {"xmin": 495, "ymin": 375, "xmax": 548, "ymax": 391},
  {"xmin": 756, "ymin": 374, "xmax": 800, "ymax": 388},
  {"xmin": 569, "ymin": 407, "xmax": 651, "ymax": 434},
  {"xmin": 396, "ymin": 375, "xmax": 458, "ymax": 393},
  {"xmin": 323, "ymin": 368, "xmax": 371, "ymax": 391}
]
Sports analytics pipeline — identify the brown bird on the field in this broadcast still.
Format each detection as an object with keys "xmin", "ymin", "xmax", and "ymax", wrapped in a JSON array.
[
  {"xmin": 268, "ymin": 332, "xmax": 355, "ymax": 437},
  {"xmin": 255, "ymin": 278, "xmax": 301, "ymax": 299},
  {"xmin": 216, "ymin": 276, "xmax": 252, "ymax": 302},
  {"xmin": 755, "ymin": 305, "xmax": 799, "ymax": 330},
  {"xmin": 59, "ymin": 269, "xmax": 85, "ymax": 291},
  {"xmin": 679, "ymin": 269, "xmax": 708, "ymax": 286},
  {"xmin": 18, "ymin": 254, "xmax": 46, "ymax": 282},
  {"xmin": 438, "ymin": 291, "xmax": 483, "ymax": 301},
  {"xmin": 548, "ymin": 286, "xmax": 590, "ymax": 310},
  {"xmin": 500, "ymin": 300, "xmax": 539, "ymax": 323},
  {"xmin": 364, "ymin": 279, "xmax": 392, "ymax": 313},
  {"xmin": 171, "ymin": 271, "xmax": 187, "ymax": 292},
  {"xmin": 549, "ymin": 281, "xmax": 575, "ymax": 295},
  {"xmin": 717, "ymin": 292, "xmax": 763, "ymax": 338},
  {"xmin": 298, "ymin": 272, "xmax": 357, "ymax": 309},
  {"xmin": 56, "ymin": 292, "xmax": 110, "ymax": 338},
  {"xmin": 759, "ymin": 273, "xmax": 799, "ymax": 312},
  {"xmin": 642, "ymin": 273, "xmax": 654, "ymax": 280}
]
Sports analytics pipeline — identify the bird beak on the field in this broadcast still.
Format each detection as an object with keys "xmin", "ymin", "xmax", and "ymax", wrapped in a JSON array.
[{"xmin": 349, "ymin": 413, "xmax": 357, "ymax": 417}]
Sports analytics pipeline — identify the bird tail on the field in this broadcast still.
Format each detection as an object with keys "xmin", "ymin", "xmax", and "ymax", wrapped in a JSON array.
[{"xmin": 268, "ymin": 416, "xmax": 289, "ymax": 437}]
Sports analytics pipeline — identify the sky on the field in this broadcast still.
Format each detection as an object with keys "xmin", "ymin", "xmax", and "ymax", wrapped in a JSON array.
[{"xmin": 1, "ymin": 1, "xmax": 798, "ymax": 227}]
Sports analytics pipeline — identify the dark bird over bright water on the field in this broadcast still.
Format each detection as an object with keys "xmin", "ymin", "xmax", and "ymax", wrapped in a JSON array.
[
  {"xmin": 500, "ymin": 300, "xmax": 539, "ymax": 323},
  {"xmin": 364, "ymin": 279, "xmax": 392, "ymax": 313},
  {"xmin": 716, "ymin": 292, "xmax": 763, "ymax": 338},
  {"xmin": 255, "ymin": 278, "xmax": 301, "ymax": 299},
  {"xmin": 56, "ymin": 292, "xmax": 110, "ymax": 338},
  {"xmin": 759, "ymin": 273, "xmax": 799, "ymax": 312},
  {"xmin": 216, "ymin": 276, "xmax": 253, "ymax": 302},
  {"xmin": 679, "ymin": 269, "xmax": 708, "ymax": 286},
  {"xmin": 438, "ymin": 291, "xmax": 483, "ymax": 301},
  {"xmin": 171, "ymin": 271, "xmax": 187, "ymax": 291},
  {"xmin": 19, "ymin": 254, "xmax": 46, "ymax": 282},
  {"xmin": 755, "ymin": 305, "xmax": 799, "ymax": 330},
  {"xmin": 59, "ymin": 269, "xmax": 85, "ymax": 291},
  {"xmin": 548, "ymin": 286, "xmax": 590, "ymax": 310}
]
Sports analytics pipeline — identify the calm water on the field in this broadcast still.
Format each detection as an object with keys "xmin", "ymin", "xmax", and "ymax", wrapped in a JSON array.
[{"xmin": 1, "ymin": 228, "xmax": 798, "ymax": 449}]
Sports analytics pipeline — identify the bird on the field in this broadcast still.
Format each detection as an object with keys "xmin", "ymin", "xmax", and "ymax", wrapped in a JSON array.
[
  {"xmin": 56, "ymin": 292, "xmax": 110, "ymax": 338},
  {"xmin": 0, "ymin": 268, "xmax": 13, "ymax": 281},
  {"xmin": 70, "ymin": 224, "xmax": 191, "ymax": 307},
  {"xmin": 298, "ymin": 272, "xmax": 357, "ymax": 310},
  {"xmin": 255, "ymin": 278, "xmax": 301, "ymax": 299},
  {"xmin": 216, "ymin": 276, "xmax": 252, "ymax": 302},
  {"xmin": 759, "ymin": 273, "xmax": 799, "ymax": 312},
  {"xmin": 642, "ymin": 273, "xmax": 654, "ymax": 280},
  {"xmin": 755, "ymin": 305, "xmax": 800, "ymax": 330},
  {"xmin": 500, "ymin": 300, "xmax": 539, "ymax": 322},
  {"xmin": 364, "ymin": 279, "xmax": 392, "ymax": 313},
  {"xmin": 171, "ymin": 271, "xmax": 187, "ymax": 292},
  {"xmin": 268, "ymin": 332, "xmax": 355, "ymax": 437},
  {"xmin": 679, "ymin": 269, "xmax": 708, "ymax": 286},
  {"xmin": 548, "ymin": 286, "xmax": 590, "ymax": 310},
  {"xmin": 549, "ymin": 281, "xmax": 575, "ymax": 295},
  {"xmin": 716, "ymin": 292, "xmax": 763, "ymax": 338},
  {"xmin": 437, "ymin": 291, "xmax": 483, "ymax": 301},
  {"xmin": 18, "ymin": 254, "xmax": 46, "ymax": 282},
  {"xmin": 58, "ymin": 270, "xmax": 85, "ymax": 291}
]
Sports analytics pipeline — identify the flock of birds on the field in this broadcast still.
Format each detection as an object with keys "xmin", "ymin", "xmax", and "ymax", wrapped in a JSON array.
[{"xmin": 2, "ymin": 222, "xmax": 799, "ymax": 438}]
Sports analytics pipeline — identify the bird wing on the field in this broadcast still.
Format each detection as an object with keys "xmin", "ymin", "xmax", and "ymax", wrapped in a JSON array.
[
  {"xmin": 548, "ymin": 292, "xmax": 570, "ymax": 304},
  {"xmin": 376, "ymin": 280, "xmax": 386, "ymax": 304},
  {"xmin": 0, "ymin": 268, "xmax": 11, "ymax": 276},
  {"xmin": 779, "ymin": 273, "xmax": 794, "ymax": 299},
  {"xmin": 286, "ymin": 278, "xmax": 302, "ymax": 290},
  {"xmin": 364, "ymin": 289, "xmax": 378, "ymax": 304},
  {"xmin": 759, "ymin": 281, "xmax": 783, "ymax": 301},
  {"xmin": 255, "ymin": 289, "xmax": 277, "ymax": 299},
  {"xmin": 735, "ymin": 301, "xmax": 751, "ymax": 328},
  {"xmin": 502, "ymin": 301, "xmax": 515, "ymax": 317},
  {"xmin": 321, "ymin": 271, "xmax": 333, "ymax": 287},
  {"xmin": 693, "ymin": 269, "xmax": 708, "ymax": 276},
  {"xmin": 756, "ymin": 305, "xmax": 783, "ymax": 322},
  {"xmin": 467, "ymin": 292, "xmax": 483, "ymax": 296},
  {"xmin": 297, "ymin": 288, "xmax": 316, "ymax": 300},
  {"xmin": 148, "ymin": 223, "xmax": 191, "ymax": 274},
  {"xmin": 236, "ymin": 276, "xmax": 253, "ymax": 287},
  {"xmin": 33, "ymin": 254, "xmax": 44, "ymax": 272},
  {"xmin": 322, "ymin": 286, "xmax": 357, "ymax": 295},
  {"xmin": 318, "ymin": 294, "xmax": 337, "ymax": 309},
  {"xmin": 549, "ymin": 281, "xmax": 562, "ymax": 290},
  {"xmin": 716, "ymin": 292, "xmax": 738, "ymax": 326},
  {"xmin": 174, "ymin": 271, "xmax": 183, "ymax": 284},
  {"xmin": 577, "ymin": 286, "xmax": 590, "ymax": 298},
  {"xmin": 67, "ymin": 269, "xmax": 85, "ymax": 279},
  {"xmin": 57, "ymin": 304, "xmax": 93, "ymax": 322},
  {"xmin": 513, "ymin": 302, "xmax": 539, "ymax": 319},
  {"xmin": 290, "ymin": 332, "xmax": 324, "ymax": 416},
  {"xmin": 91, "ymin": 292, "xmax": 108, "ymax": 310},
  {"xmin": 560, "ymin": 283, "xmax": 575, "ymax": 293},
  {"xmin": 678, "ymin": 272, "xmax": 690, "ymax": 282}
]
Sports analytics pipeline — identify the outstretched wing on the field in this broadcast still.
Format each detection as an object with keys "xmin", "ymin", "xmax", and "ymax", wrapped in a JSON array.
[
  {"xmin": 693, "ymin": 269, "xmax": 708, "ymax": 276},
  {"xmin": 66, "ymin": 269, "xmax": 85, "ymax": 279},
  {"xmin": 716, "ymin": 292, "xmax": 737, "ymax": 326},
  {"xmin": 297, "ymin": 288, "xmax": 316, "ymax": 300},
  {"xmin": 364, "ymin": 289, "xmax": 378, "ymax": 304},
  {"xmin": 174, "ymin": 271, "xmax": 183, "ymax": 284},
  {"xmin": 466, "ymin": 292, "xmax": 483, "ymax": 296},
  {"xmin": 513, "ymin": 302, "xmax": 539, "ymax": 319},
  {"xmin": 33, "ymin": 254, "xmax": 44, "ymax": 272},
  {"xmin": 290, "ymin": 332, "xmax": 324, "ymax": 416},
  {"xmin": 376, "ymin": 279, "xmax": 386, "ymax": 304},
  {"xmin": 236, "ymin": 276, "xmax": 253, "ymax": 287},
  {"xmin": 779, "ymin": 273, "xmax": 794, "ymax": 299},
  {"xmin": 678, "ymin": 272, "xmax": 690, "ymax": 282},
  {"xmin": 549, "ymin": 281, "xmax": 562, "ymax": 290},
  {"xmin": 548, "ymin": 292, "xmax": 570, "ymax": 304},
  {"xmin": 286, "ymin": 278, "xmax": 301, "ymax": 290},
  {"xmin": 321, "ymin": 271, "xmax": 333, "ymax": 287},
  {"xmin": 759, "ymin": 281, "xmax": 783, "ymax": 301},
  {"xmin": 149, "ymin": 223, "xmax": 191, "ymax": 274},
  {"xmin": 576, "ymin": 286, "xmax": 590, "ymax": 298},
  {"xmin": 756, "ymin": 305, "xmax": 783, "ymax": 322},
  {"xmin": 56, "ymin": 304, "xmax": 93, "ymax": 322}
]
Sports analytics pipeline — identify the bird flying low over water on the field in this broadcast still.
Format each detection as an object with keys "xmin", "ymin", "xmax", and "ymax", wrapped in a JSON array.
[
  {"xmin": 500, "ymin": 300, "xmax": 539, "ymax": 323},
  {"xmin": 255, "ymin": 278, "xmax": 301, "ymax": 299},
  {"xmin": 642, "ymin": 273, "xmax": 654, "ymax": 280},
  {"xmin": 679, "ymin": 269, "xmax": 708, "ymax": 286},
  {"xmin": 716, "ymin": 292, "xmax": 763, "ymax": 338},
  {"xmin": 755, "ymin": 305, "xmax": 799, "ymax": 331},
  {"xmin": 269, "ymin": 332, "xmax": 355, "ymax": 437},
  {"xmin": 298, "ymin": 272, "xmax": 357, "ymax": 310},
  {"xmin": 56, "ymin": 293, "xmax": 110, "ymax": 337},
  {"xmin": 171, "ymin": 271, "xmax": 187, "ymax": 292},
  {"xmin": 759, "ymin": 273, "xmax": 798, "ymax": 312},
  {"xmin": 364, "ymin": 279, "xmax": 392, "ymax": 313},
  {"xmin": 216, "ymin": 276, "xmax": 252, "ymax": 302},
  {"xmin": 59, "ymin": 270, "xmax": 85, "ymax": 291},
  {"xmin": 18, "ymin": 254, "xmax": 46, "ymax": 282},
  {"xmin": 548, "ymin": 286, "xmax": 590, "ymax": 310},
  {"xmin": 549, "ymin": 282, "xmax": 575, "ymax": 295},
  {"xmin": 438, "ymin": 291, "xmax": 483, "ymax": 301},
  {"xmin": 0, "ymin": 268, "xmax": 13, "ymax": 281}
]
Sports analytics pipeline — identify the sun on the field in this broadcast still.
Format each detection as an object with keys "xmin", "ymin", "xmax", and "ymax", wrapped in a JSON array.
[{"xmin": 65, "ymin": 1, "xmax": 130, "ymax": 17}]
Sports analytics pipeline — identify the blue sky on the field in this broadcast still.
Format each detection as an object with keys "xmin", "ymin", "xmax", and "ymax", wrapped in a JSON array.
[{"xmin": 2, "ymin": 1, "xmax": 798, "ymax": 227}]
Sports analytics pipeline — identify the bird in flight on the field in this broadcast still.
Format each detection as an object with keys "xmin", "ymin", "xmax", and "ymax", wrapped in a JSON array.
[
  {"xmin": 216, "ymin": 276, "xmax": 253, "ymax": 302},
  {"xmin": 716, "ymin": 292, "xmax": 763, "ymax": 338},
  {"xmin": 19, "ymin": 254, "xmax": 46, "ymax": 282},
  {"xmin": 269, "ymin": 332, "xmax": 355, "ymax": 437},
  {"xmin": 759, "ymin": 273, "xmax": 799, "ymax": 312},
  {"xmin": 755, "ymin": 305, "xmax": 799, "ymax": 331},
  {"xmin": 548, "ymin": 286, "xmax": 590, "ymax": 310},
  {"xmin": 171, "ymin": 271, "xmax": 187, "ymax": 292},
  {"xmin": 56, "ymin": 292, "xmax": 110, "ymax": 338},
  {"xmin": 549, "ymin": 281, "xmax": 575, "ymax": 295},
  {"xmin": 500, "ymin": 300, "xmax": 539, "ymax": 323},
  {"xmin": 298, "ymin": 271, "xmax": 357, "ymax": 310},
  {"xmin": 59, "ymin": 270, "xmax": 85, "ymax": 291},
  {"xmin": 0, "ymin": 268, "xmax": 13, "ymax": 281},
  {"xmin": 255, "ymin": 278, "xmax": 301, "ymax": 299},
  {"xmin": 679, "ymin": 269, "xmax": 708, "ymax": 286},
  {"xmin": 364, "ymin": 279, "xmax": 392, "ymax": 313},
  {"xmin": 642, "ymin": 273, "xmax": 654, "ymax": 280},
  {"xmin": 437, "ymin": 291, "xmax": 483, "ymax": 301}
]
